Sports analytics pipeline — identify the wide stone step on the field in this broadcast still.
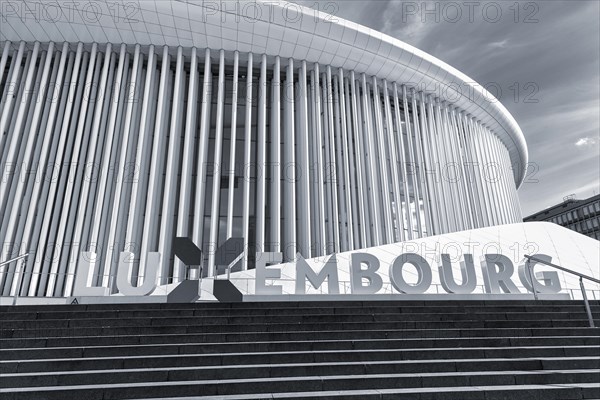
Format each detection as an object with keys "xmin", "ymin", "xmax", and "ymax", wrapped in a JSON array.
[
  {"xmin": 2, "ymin": 357, "xmax": 599, "ymax": 388},
  {"xmin": 2, "ymin": 311, "xmax": 600, "ymax": 328},
  {"xmin": 1, "ymin": 370, "xmax": 599, "ymax": 399},
  {"xmin": 3, "ymin": 319, "xmax": 599, "ymax": 340},
  {"xmin": 2, "ymin": 345, "xmax": 598, "ymax": 373},
  {"xmin": 2, "ymin": 336, "xmax": 599, "ymax": 360},
  {"xmin": 2, "ymin": 303, "xmax": 599, "ymax": 320}
]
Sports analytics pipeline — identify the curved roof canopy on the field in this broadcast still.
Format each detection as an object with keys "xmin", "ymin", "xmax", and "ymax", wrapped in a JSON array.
[{"xmin": 0, "ymin": 0, "xmax": 528, "ymax": 186}]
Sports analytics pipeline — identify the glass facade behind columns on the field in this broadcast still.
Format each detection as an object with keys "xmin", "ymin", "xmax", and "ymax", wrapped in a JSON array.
[{"xmin": 525, "ymin": 195, "xmax": 600, "ymax": 240}]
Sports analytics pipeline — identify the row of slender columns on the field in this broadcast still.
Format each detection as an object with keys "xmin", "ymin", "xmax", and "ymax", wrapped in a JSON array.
[{"xmin": 0, "ymin": 42, "xmax": 523, "ymax": 297}]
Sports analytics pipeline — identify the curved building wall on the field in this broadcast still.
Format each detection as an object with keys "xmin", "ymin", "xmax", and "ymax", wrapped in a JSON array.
[{"xmin": 0, "ymin": 2, "xmax": 525, "ymax": 298}]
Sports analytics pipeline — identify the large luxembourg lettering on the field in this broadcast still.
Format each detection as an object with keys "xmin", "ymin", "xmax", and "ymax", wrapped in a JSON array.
[{"xmin": 256, "ymin": 252, "xmax": 562, "ymax": 295}]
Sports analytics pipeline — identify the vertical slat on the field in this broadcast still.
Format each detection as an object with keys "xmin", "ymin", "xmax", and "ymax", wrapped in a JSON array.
[
  {"xmin": 296, "ymin": 61, "xmax": 311, "ymax": 257},
  {"xmin": 208, "ymin": 50, "xmax": 227, "ymax": 277},
  {"xmin": 193, "ymin": 48, "xmax": 213, "ymax": 273},
  {"xmin": 226, "ymin": 51, "xmax": 239, "ymax": 240},
  {"xmin": 334, "ymin": 72, "xmax": 352, "ymax": 250},
  {"xmin": 392, "ymin": 83, "xmax": 412, "ymax": 240},
  {"xmin": 175, "ymin": 47, "xmax": 198, "ymax": 281},
  {"xmin": 158, "ymin": 46, "xmax": 185, "ymax": 284},
  {"xmin": 138, "ymin": 45, "xmax": 171, "ymax": 285},
  {"xmin": 410, "ymin": 89, "xmax": 432, "ymax": 237},
  {"xmin": 310, "ymin": 64, "xmax": 326, "ymax": 255},
  {"xmin": 282, "ymin": 58, "xmax": 296, "ymax": 262},
  {"xmin": 332, "ymin": 74, "xmax": 347, "ymax": 249},
  {"xmin": 418, "ymin": 93, "xmax": 439, "ymax": 235},
  {"xmin": 344, "ymin": 76, "xmax": 360, "ymax": 248},
  {"xmin": 361, "ymin": 74, "xmax": 382, "ymax": 246},
  {"xmin": 350, "ymin": 73, "xmax": 369, "ymax": 247},
  {"xmin": 325, "ymin": 67, "xmax": 340, "ymax": 252},
  {"xmin": 466, "ymin": 117, "xmax": 490, "ymax": 228},
  {"xmin": 339, "ymin": 71, "xmax": 356, "ymax": 249},
  {"xmin": 253, "ymin": 54, "xmax": 267, "ymax": 258},
  {"xmin": 241, "ymin": 53, "xmax": 253, "ymax": 268},
  {"xmin": 372, "ymin": 77, "xmax": 394, "ymax": 243},
  {"xmin": 269, "ymin": 56, "xmax": 280, "ymax": 252},
  {"xmin": 382, "ymin": 80, "xmax": 404, "ymax": 241}
]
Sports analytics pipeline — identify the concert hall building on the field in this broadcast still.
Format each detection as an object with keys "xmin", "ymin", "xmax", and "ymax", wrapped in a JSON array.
[{"xmin": 1, "ymin": 0, "xmax": 528, "ymax": 298}]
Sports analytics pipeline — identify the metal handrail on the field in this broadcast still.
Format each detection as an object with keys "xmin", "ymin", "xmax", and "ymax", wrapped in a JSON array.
[
  {"xmin": 524, "ymin": 254, "xmax": 599, "ymax": 328},
  {"xmin": 0, "ymin": 253, "xmax": 29, "ymax": 268}
]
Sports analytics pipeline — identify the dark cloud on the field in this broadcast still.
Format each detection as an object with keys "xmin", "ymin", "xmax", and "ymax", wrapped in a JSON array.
[{"xmin": 296, "ymin": 0, "xmax": 599, "ymax": 215}]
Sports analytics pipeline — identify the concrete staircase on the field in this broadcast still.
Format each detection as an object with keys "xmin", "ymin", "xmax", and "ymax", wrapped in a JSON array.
[{"xmin": 1, "ymin": 300, "xmax": 599, "ymax": 399}]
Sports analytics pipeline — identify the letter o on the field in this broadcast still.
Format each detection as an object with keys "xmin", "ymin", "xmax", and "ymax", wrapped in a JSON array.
[{"xmin": 389, "ymin": 253, "xmax": 432, "ymax": 294}]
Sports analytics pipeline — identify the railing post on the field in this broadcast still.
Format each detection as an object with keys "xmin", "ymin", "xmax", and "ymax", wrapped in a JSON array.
[
  {"xmin": 579, "ymin": 277, "xmax": 595, "ymax": 328},
  {"xmin": 526, "ymin": 258, "xmax": 538, "ymax": 301}
]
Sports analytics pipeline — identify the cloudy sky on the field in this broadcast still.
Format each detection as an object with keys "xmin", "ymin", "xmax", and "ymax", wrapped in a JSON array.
[{"xmin": 295, "ymin": 0, "xmax": 600, "ymax": 216}]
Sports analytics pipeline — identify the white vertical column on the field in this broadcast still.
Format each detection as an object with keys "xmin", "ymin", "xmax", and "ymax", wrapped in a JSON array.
[
  {"xmin": 207, "ymin": 50, "xmax": 227, "ymax": 277},
  {"xmin": 394, "ymin": 84, "xmax": 413, "ymax": 239},
  {"xmin": 490, "ymin": 135, "xmax": 512, "ymax": 223},
  {"xmin": 418, "ymin": 93, "xmax": 439, "ymax": 235},
  {"xmin": 242, "ymin": 53, "xmax": 254, "ymax": 269},
  {"xmin": 269, "ymin": 56, "xmax": 281, "ymax": 252},
  {"xmin": 361, "ymin": 74, "xmax": 382, "ymax": 246},
  {"xmin": 382, "ymin": 80, "xmax": 404, "ymax": 241},
  {"xmin": 157, "ymin": 46, "xmax": 185, "ymax": 284},
  {"xmin": 422, "ymin": 97, "xmax": 442, "ymax": 234},
  {"xmin": 372, "ymin": 77, "xmax": 394, "ymax": 243},
  {"xmin": 226, "ymin": 51, "xmax": 239, "ymax": 239},
  {"xmin": 325, "ymin": 67, "xmax": 340, "ymax": 252},
  {"xmin": 254, "ymin": 54, "xmax": 268, "ymax": 258},
  {"xmin": 338, "ymin": 70, "xmax": 355, "ymax": 250},
  {"xmin": 402, "ymin": 87, "xmax": 423, "ymax": 238},
  {"xmin": 349, "ymin": 74, "xmax": 367, "ymax": 247},
  {"xmin": 312, "ymin": 64, "xmax": 326, "ymax": 254},
  {"xmin": 193, "ymin": 48, "xmax": 213, "ymax": 273},
  {"xmin": 282, "ymin": 58, "xmax": 296, "ymax": 262},
  {"xmin": 454, "ymin": 111, "xmax": 478, "ymax": 229},
  {"xmin": 425, "ymin": 99, "xmax": 444, "ymax": 233},
  {"xmin": 340, "ymin": 76, "xmax": 360, "ymax": 250},
  {"xmin": 296, "ymin": 61, "xmax": 311, "ymax": 257},
  {"xmin": 175, "ymin": 47, "xmax": 199, "ymax": 282},
  {"xmin": 138, "ymin": 45, "xmax": 170, "ymax": 285},
  {"xmin": 409, "ymin": 88, "xmax": 429, "ymax": 237}
]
